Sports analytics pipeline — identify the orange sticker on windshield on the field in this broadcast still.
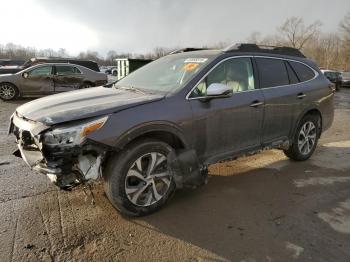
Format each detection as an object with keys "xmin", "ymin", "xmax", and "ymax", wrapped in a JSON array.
[{"xmin": 183, "ymin": 63, "xmax": 199, "ymax": 71}]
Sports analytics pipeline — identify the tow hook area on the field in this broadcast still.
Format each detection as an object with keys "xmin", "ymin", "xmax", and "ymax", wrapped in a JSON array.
[
  {"xmin": 168, "ymin": 149, "xmax": 208, "ymax": 189},
  {"xmin": 46, "ymin": 153, "xmax": 105, "ymax": 191}
]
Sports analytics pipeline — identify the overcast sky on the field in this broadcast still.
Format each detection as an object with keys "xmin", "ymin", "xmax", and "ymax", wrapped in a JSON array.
[{"xmin": 1, "ymin": 0, "xmax": 349, "ymax": 56}]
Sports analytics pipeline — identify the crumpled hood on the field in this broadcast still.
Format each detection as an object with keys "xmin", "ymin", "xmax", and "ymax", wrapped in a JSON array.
[{"xmin": 16, "ymin": 86, "xmax": 164, "ymax": 125}]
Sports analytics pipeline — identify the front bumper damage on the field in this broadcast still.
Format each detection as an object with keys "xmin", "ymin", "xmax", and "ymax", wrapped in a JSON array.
[
  {"xmin": 9, "ymin": 112, "xmax": 207, "ymax": 191},
  {"xmin": 9, "ymin": 112, "xmax": 106, "ymax": 190}
]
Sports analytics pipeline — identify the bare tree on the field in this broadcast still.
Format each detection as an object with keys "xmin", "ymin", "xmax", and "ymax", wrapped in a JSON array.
[
  {"xmin": 340, "ymin": 12, "xmax": 350, "ymax": 42},
  {"xmin": 278, "ymin": 17, "xmax": 322, "ymax": 50}
]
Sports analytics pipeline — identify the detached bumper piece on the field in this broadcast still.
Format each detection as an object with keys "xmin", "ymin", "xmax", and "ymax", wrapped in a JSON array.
[{"xmin": 10, "ymin": 115, "xmax": 106, "ymax": 190}]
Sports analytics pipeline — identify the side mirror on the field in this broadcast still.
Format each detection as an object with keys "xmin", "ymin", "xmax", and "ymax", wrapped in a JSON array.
[
  {"xmin": 206, "ymin": 83, "xmax": 232, "ymax": 98},
  {"xmin": 22, "ymin": 72, "xmax": 29, "ymax": 78}
]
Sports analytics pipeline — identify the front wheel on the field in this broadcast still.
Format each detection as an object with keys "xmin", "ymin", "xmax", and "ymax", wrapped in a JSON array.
[
  {"xmin": 284, "ymin": 114, "xmax": 320, "ymax": 161},
  {"xmin": 104, "ymin": 139, "xmax": 176, "ymax": 216},
  {"xmin": 0, "ymin": 83, "xmax": 19, "ymax": 100}
]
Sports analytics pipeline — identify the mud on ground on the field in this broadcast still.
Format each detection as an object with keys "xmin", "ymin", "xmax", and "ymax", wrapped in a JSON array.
[{"xmin": 0, "ymin": 90, "xmax": 350, "ymax": 261}]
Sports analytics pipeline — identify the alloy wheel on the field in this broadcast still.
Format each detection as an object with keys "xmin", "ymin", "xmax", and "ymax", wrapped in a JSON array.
[
  {"xmin": 125, "ymin": 152, "xmax": 172, "ymax": 207},
  {"xmin": 298, "ymin": 121, "xmax": 317, "ymax": 155},
  {"xmin": 0, "ymin": 84, "xmax": 16, "ymax": 100}
]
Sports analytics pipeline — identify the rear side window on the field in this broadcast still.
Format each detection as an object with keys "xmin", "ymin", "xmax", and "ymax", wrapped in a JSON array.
[
  {"xmin": 56, "ymin": 66, "xmax": 81, "ymax": 75},
  {"xmin": 285, "ymin": 61, "xmax": 299, "ymax": 84},
  {"xmin": 256, "ymin": 58, "xmax": 289, "ymax": 88},
  {"xmin": 289, "ymin": 61, "xmax": 315, "ymax": 82}
]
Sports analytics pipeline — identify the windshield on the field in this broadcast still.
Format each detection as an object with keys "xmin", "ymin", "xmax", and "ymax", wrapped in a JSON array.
[
  {"xmin": 115, "ymin": 54, "xmax": 213, "ymax": 93},
  {"xmin": 342, "ymin": 72, "xmax": 350, "ymax": 78}
]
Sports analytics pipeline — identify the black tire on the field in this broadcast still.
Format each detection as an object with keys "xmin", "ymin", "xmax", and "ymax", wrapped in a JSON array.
[
  {"xmin": 104, "ymin": 139, "xmax": 176, "ymax": 216},
  {"xmin": 284, "ymin": 114, "xmax": 321, "ymax": 161},
  {"xmin": 0, "ymin": 83, "xmax": 19, "ymax": 100},
  {"xmin": 80, "ymin": 82, "xmax": 94, "ymax": 89},
  {"xmin": 112, "ymin": 71, "xmax": 117, "ymax": 76}
]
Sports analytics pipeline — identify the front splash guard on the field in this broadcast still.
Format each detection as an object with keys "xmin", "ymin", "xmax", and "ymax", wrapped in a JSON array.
[{"xmin": 168, "ymin": 149, "xmax": 207, "ymax": 189}]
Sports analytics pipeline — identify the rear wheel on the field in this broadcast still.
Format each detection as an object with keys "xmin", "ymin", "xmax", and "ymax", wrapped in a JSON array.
[
  {"xmin": 284, "ymin": 114, "xmax": 320, "ymax": 161},
  {"xmin": 80, "ymin": 82, "xmax": 94, "ymax": 89},
  {"xmin": 0, "ymin": 83, "xmax": 19, "ymax": 100},
  {"xmin": 104, "ymin": 139, "xmax": 176, "ymax": 216}
]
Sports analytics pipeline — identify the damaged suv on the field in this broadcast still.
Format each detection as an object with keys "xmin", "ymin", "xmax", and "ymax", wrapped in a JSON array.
[{"xmin": 9, "ymin": 44, "xmax": 334, "ymax": 216}]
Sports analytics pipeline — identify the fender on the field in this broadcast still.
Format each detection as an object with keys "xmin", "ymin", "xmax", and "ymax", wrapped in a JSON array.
[
  {"xmin": 113, "ymin": 120, "xmax": 191, "ymax": 150},
  {"xmin": 291, "ymin": 104, "xmax": 322, "ymax": 140}
]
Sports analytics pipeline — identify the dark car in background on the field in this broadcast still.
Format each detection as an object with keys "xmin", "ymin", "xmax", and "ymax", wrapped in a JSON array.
[
  {"xmin": 341, "ymin": 71, "xmax": 350, "ymax": 87},
  {"xmin": 9, "ymin": 44, "xmax": 334, "ymax": 216},
  {"xmin": 0, "ymin": 63, "xmax": 107, "ymax": 100},
  {"xmin": 321, "ymin": 69, "xmax": 342, "ymax": 91},
  {"xmin": 0, "ymin": 59, "xmax": 25, "ymax": 67},
  {"xmin": 0, "ymin": 57, "xmax": 100, "ymax": 75}
]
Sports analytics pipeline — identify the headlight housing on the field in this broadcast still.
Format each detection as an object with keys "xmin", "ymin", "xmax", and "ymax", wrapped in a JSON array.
[{"xmin": 43, "ymin": 116, "xmax": 108, "ymax": 145}]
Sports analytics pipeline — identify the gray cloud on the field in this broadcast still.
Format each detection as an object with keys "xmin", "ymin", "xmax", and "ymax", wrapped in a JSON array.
[{"xmin": 34, "ymin": 0, "xmax": 350, "ymax": 55}]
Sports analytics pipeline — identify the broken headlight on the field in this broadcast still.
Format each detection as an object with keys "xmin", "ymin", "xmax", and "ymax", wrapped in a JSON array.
[{"xmin": 43, "ymin": 116, "xmax": 108, "ymax": 145}]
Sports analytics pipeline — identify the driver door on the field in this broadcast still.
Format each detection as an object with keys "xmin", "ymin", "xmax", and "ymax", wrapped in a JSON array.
[
  {"xmin": 20, "ymin": 65, "xmax": 54, "ymax": 96},
  {"xmin": 188, "ymin": 57, "xmax": 264, "ymax": 162}
]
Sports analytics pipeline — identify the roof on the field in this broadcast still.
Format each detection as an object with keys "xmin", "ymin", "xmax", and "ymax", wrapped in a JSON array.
[{"xmin": 168, "ymin": 43, "xmax": 306, "ymax": 59}]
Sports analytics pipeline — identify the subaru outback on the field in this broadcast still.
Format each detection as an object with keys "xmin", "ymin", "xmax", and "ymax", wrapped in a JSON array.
[{"xmin": 9, "ymin": 44, "xmax": 334, "ymax": 216}]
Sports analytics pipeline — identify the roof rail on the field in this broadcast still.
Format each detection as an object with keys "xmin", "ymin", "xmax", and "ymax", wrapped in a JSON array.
[
  {"xmin": 169, "ymin": 48, "xmax": 208, "ymax": 55},
  {"xmin": 223, "ymin": 43, "xmax": 306, "ymax": 58}
]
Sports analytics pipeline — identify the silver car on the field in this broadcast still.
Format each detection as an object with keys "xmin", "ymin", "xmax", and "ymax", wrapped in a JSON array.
[{"xmin": 0, "ymin": 63, "xmax": 107, "ymax": 100}]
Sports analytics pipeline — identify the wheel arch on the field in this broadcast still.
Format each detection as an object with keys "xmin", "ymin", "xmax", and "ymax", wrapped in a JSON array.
[
  {"xmin": 114, "ymin": 122, "xmax": 190, "ymax": 151},
  {"xmin": 293, "ymin": 107, "xmax": 323, "ymax": 139}
]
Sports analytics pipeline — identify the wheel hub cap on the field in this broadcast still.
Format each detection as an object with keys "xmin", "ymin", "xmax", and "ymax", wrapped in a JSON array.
[
  {"xmin": 0, "ymin": 85, "xmax": 15, "ymax": 99},
  {"xmin": 298, "ymin": 121, "xmax": 317, "ymax": 155},
  {"xmin": 125, "ymin": 152, "xmax": 172, "ymax": 207}
]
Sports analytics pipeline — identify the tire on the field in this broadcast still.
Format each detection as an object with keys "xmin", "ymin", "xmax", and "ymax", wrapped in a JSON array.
[
  {"xmin": 104, "ymin": 139, "xmax": 176, "ymax": 216},
  {"xmin": 80, "ymin": 82, "xmax": 93, "ymax": 89},
  {"xmin": 112, "ymin": 71, "xmax": 117, "ymax": 76},
  {"xmin": 284, "ymin": 114, "xmax": 320, "ymax": 161},
  {"xmin": 0, "ymin": 83, "xmax": 19, "ymax": 100}
]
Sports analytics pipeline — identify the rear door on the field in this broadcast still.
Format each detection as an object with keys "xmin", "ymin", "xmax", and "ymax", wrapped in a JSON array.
[
  {"xmin": 53, "ymin": 65, "xmax": 84, "ymax": 92},
  {"xmin": 287, "ymin": 60, "xmax": 319, "ymax": 124},
  {"xmin": 255, "ymin": 57, "xmax": 298, "ymax": 144},
  {"xmin": 189, "ymin": 57, "xmax": 265, "ymax": 162},
  {"xmin": 19, "ymin": 65, "xmax": 54, "ymax": 95}
]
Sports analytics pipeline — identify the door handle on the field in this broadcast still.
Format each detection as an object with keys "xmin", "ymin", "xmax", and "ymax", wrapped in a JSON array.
[
  {"xmin": 250, "ymin": 101, "xmax": 264, "ymax": 107},
  {"xmin": 297, "ymin": 93, "xmax": 306, "ymax": 99}
]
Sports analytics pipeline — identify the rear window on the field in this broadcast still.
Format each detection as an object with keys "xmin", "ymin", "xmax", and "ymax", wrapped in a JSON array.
[
  {"xmin": 289, "ymin": 61, "xmax": 315, "ymax": 82},
  {"xmin": 56, "ymin": 65, "xmax": 81, "ymax": 75},
  {"xmin": 256, "ymin": 58, "xmax": 289, "ymax": 88}
]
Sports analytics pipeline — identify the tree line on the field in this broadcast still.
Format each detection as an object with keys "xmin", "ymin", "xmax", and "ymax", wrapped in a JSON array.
[{"xmin": 1, "ymin": 13, "xmax": 349, "ymax": 70}]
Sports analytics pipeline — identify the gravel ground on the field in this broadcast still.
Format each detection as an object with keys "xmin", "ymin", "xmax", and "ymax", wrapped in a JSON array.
[{"xmin": 0, "ymin": 89, "xmax": 349, "ymax": 262}]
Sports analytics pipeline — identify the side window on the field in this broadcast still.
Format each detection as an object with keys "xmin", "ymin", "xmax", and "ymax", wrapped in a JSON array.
[
  {"xmin": 289, "ymin": 61, "xmax": 315, "ymax": 82},
  {"xmin": 190, "ymin": 57, "xmax": 255, "ymax": 97},
  {"xmin": 256, "ymin": 58, "xmax": 289, "ymax": 88},
  {"xmin": 56, "ymin": 66, "xmax": 81, "ymax": 75},
  {"xmin": 27, "ymin": 66, "xmax": 53, "ymax": 77},
  {"xmin": 285, "ymin": 61, "xmax": 299, "ymax": 84}
]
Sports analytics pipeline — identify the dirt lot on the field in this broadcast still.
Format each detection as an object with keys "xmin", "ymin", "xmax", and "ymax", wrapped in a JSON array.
[{"xmin": 0, "ymin": 89, "xmax": 350, "ymax": 262}]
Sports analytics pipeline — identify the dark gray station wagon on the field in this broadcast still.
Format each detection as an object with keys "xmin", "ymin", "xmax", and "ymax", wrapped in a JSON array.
[{"xmin": 9, "ymin": 44, "xmax": 334, "ymax": 216}]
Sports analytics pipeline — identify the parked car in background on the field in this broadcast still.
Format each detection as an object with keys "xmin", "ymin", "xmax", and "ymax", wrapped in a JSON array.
[
  {"xmin": 321, "ymin": 69, "xmax": 342, "ymax": 91},
  {"xmin": 9, "ymin": 44, "xmax": 334, "ymax": 216},
  {"xmin": 0, "ymin": 57, "xmax": 100, "ymax": 75},
  {"xmin": 341, "ymin": 71, "xmax": 350, "ymax": 87},
  {"xmin": 101, "ymin": 66, "xmax": 117, "ymax": 75},
  {"xmin": 0, "ymin": 59, "xmax": 25, "ymax": 67},
  {"xmin": 0, "ymin": 63, "xmax": 107, "ymax": 100}
]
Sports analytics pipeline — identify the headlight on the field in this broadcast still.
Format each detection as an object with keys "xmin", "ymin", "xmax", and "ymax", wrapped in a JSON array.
[{"xmin": 43, "ymin": 116, "xmax": 108, "ymax": 145}]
